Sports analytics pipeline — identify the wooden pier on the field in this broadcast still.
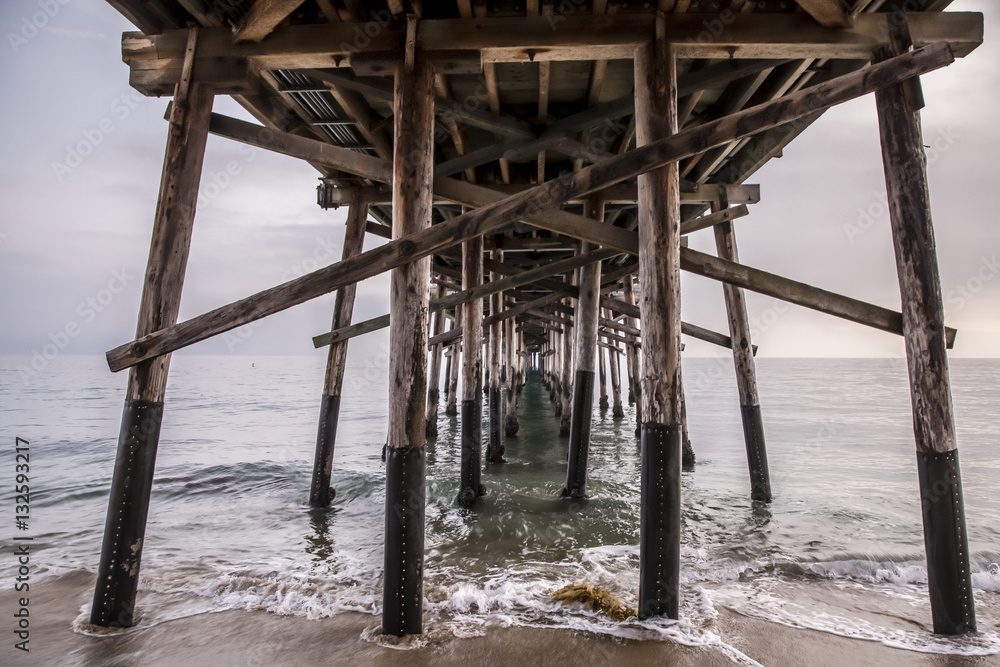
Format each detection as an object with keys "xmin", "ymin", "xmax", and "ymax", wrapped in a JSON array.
[{"xmin": 94, "ymin": 0, "xmax": 981, "ymax": 637}]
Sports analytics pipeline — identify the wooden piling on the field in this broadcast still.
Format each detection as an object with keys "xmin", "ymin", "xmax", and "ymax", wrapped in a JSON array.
[
  {"xmin": 504, "ymin": 317, "xmax": 520, "ymax": 436},
  {"xmin": 598, "ymin": 344, "xmax": 609, "ymax": 411},
  {"xmin": 564, "ymin": 197, "xmax": 604, "ymax": 498},
  {"xmin": 874, "ymin": 43, "xmax": 975, "ymax": 635},
  {"xmin": 622, "ymin": 276, "xmax": 640, "ymax": 407},
  {"xmin": 559, "ymin": 273, "xmax": 576, "ymax": 435},
  {"xmin": 606, "ymin": 316, "xmax": 625, "ymax": 419},
  {"xmin": 382, "ymin": 37, "xmax": 434, "ymax": 637},
  {"xmin": 309, "ymin": 195, "xmax": 369, "ymax": 507},
  {"xmin": 713, "ymin": 190, "xmax": 768, "ymax": 499},
  {"xmin": 91, "ymin": 78, "xmax": 214, "ymax": 628},
  {"xmin": 459, "ymin": 235, "xmax": 485, "ymax": 506},
  {"xmin": 425, "ymin": 284, "xmax": 445, "ymax": 438},
  {"xmin": 486, "ymin": 265, "xmax": 505, "ymax": 463},
  {"xmin": 634, "ymin": 27, "xmax": 683, "ymax": 620},
  {"xmin": 445, "ymin": 312, "xmax": 460, "ymax": 416}
]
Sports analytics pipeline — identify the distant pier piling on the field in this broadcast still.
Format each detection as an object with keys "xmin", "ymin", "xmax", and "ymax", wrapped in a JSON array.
[{"xmin": 459, "ymin": 234, "xmax": 485, "ymax": 506}]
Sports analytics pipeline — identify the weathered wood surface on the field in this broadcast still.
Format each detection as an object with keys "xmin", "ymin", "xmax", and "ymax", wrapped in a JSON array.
[
  {"xmin": 636, "ymin": 38, "xmax": 682, "ymax": 427},
  {"xmin": 385, "ymin": 58, "xmax": 434, "ymax": 452},
  {"xmin": 232, "ymin": 0, "xmax": 305, "ymax": 43},
  {"xmin": 713, "ymin": 194, "xmax": 760, "ymax": 408},
  {"xmin": 875, "ymin": 49, "xmax": 957, "ymax": 455},
  {"xmin": 322, "ymin": 196, "xmax": 367, "ymax": 396},
  {"xmin": 127, "ymin": 83, "xmax": 215, "ymax": 401},
  {"xmin": 574, "ymin": 199, "xmax": 605, "ymax": 376},
  {"xmin": 318, "ymin": 182, "xmax": 761, "ymax": 208},
  {"xmin": 107, "ymin": 44, "xmax": 957, "ymax": 372},
  {"xmin": 121, "ymin": 13, "xmax": 982, "ymax": 78},
  {"xmin": 462, "ymin": 236, "xmax": 484, "ymax": 403},
  {"xmin": 425, "ymin": 284, "xmax": 445, "ymax": 437}
]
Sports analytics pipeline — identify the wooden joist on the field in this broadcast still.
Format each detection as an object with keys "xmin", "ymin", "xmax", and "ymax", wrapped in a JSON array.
[{"xmin": 105, "ymin": 43, "xmax": 958, "ymax": 372}]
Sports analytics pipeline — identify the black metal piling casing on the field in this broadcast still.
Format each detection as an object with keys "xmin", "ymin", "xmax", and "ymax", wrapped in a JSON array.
[
  {"xmin": 309, "ymin": 393, "xmax": 342, "ymax": 507},
  {"xmin": 917, "ymin": 449, "xmax": 977, "ymax": 635},
  {"xmin": 383, "ymin": 446, "xmax": 426, "ymax": 637},
  {"xmin": 563, "ymin": 369, "xmax": 595, "ymax": 499},
  {"xmin": 486, "ymin": 386, "xmax": 504, "ymax": 463},
  {"xmin": 739, "ymin": 404, "xmax": 772, "ymax": 503},
  {"xmin": 638, "ymin": 422, "xmax": 681, "ymax": 620},
  {"xmin": 459, "ymin": 399, "xmax": 484, "ymax": 505},
  {"xmin": 91, "ymin": 399, "xmax": 164, "ymax": 628}
]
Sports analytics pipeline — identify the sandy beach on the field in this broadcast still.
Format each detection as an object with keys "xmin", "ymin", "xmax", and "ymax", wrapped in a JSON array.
[{"xmin": 3, "ymin": 574, "xmax": 998, "ymax": 667}]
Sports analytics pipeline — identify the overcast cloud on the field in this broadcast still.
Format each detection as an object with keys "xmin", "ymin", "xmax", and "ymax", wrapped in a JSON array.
[{"xmin": 1, "ymin": 0, "xmax": 996, "ymax": 375}]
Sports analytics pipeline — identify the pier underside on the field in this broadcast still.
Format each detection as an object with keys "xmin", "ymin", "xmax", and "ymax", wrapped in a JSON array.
[{"xmin": 94, "ymin": 0, "xmax": 981, "ymax": 638}]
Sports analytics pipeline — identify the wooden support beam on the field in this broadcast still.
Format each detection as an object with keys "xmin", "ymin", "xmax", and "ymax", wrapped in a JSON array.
[
  {"xmin": 233, "ymin": 0, "xmax": 306, "ymax": 43},
  {"xmin": 635, "ymin": 27, "xmax": 682, "ymax": 620},
  {"xmin": 106, "ymin": 44, "xmax": 957, "ymax": 372},
  {"xmin": 425, "ymin": 284, "xmax": 446, "ymax": 438},
  {"xmin": 459, "ymin": 233, "xmax": 485, "ymax": 505},
  {"xmin": 316, "ymin": 182, "xmax": 761, "ymax": 207},
  {"xmin": 604, "ymin": 309, "xmax": 625, "ymax": 418},
  {"xmin": 445, "ymin": 310, "xmax": 461, "ymax": 416},
  {"xmin": 90, "ymin": 82, "xmax": 215, "ymax": 629},
  {"xmin": 874, "ymin": 42, "xmax": 974, "ymax": 636},
  {"xmin": 564, "ymin": 197, "xmax": 604, "ymax": 498},
  {"xmin": 486, "ymin": 260, "xmax": 505, "ymax": 462},
  {"xmin": 713, "ymin": 190, "xmax": 770, "ymax": 503},
  {"xmin": 382, "ymin": 36, "xmax": 433, "ymax": 637},
  {"xmin": 309, "ymin": 194, "xmax": 368, "ymax": 508}
]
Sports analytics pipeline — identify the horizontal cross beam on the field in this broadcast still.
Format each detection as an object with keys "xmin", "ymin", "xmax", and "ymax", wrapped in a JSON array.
[{"xmin": 121, "ymin": 13, "xmax": 982, "ymax": 73}]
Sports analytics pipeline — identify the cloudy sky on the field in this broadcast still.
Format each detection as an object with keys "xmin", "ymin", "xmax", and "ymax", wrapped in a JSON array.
[{"xmin": 1, "ymin": 0, "xmax": 996, "ymax": 373}]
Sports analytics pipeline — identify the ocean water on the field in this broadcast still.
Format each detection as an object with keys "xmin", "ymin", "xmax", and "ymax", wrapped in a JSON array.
[{"xmin": 1, "ymin": 355, "xmax": 999, "ymax": 662}]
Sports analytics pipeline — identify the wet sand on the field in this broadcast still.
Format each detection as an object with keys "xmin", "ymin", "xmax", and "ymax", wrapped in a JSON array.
[{"xmin": 3, "ymin": 576, "xmax": 998, "ymax": 667}]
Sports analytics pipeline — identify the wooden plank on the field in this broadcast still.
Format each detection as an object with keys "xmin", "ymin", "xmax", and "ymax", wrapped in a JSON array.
[
  {"xmin": 233, "ymin": 0, "xmax": 306, "ymax": 43},
  {"xmin": 106, "ymin": 44, "xmax": 956, "ymax": 371},
  {"xmin": 120, "ymin": 13, "xmax": 983, "ymax": 81}
]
